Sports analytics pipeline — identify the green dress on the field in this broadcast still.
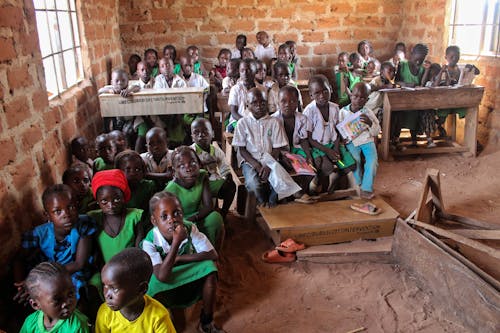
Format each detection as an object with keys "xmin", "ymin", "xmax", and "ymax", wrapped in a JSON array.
[
  {"xmin": 78, "ymin": 190, "xmax": 96, "ymax": 214},
  {"xmin": 20, "ymin": 309, "xmax": 89, "ymax": 333},
  {"xmin": 93, "ymin": 157, "xmax": 114, "ymax": 172},
  {"xmin": 127, "ymin": 179, "xmax": 156, "ymax": 214},
  {"xmin": 164, "ymin": 170, "xmax": 223, "ymax": 246},
  {"xmin": 397, "ymin": 61, "xmax": 424, "ymax": 131}
]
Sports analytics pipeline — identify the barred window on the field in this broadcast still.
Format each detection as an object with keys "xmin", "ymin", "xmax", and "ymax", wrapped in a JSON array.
[{"xmin": 34, "ymin": 0, "xmax": 84, "ymax": 98}]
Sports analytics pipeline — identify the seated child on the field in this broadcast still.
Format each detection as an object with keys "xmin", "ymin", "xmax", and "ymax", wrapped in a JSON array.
[
  {"xmin": 93, "ymin": 133, "xmax": 117, "ymax": 173},
  {"xmin": 339, "ymin": 82, "xmax": 380, "ymax": 199},
  {"xmin": 98, "ymin": 68, "xmax": 140, "ymax": 97},
  {"xmin": 221, "ymin": 58, "xmax": 240, "ymax": 95},
  {"xmin": 115, "ymin": 150, "xmax": 156, "ymax": 220},
  {"xmin": 187, "ymin": 45, "xmax": 207, "ymax": 77},
  {"xmin": 180, "ymin": 55, "xmax": 210, "ymax": 113},
  {"xmin": 232, "ymin": 88, "xmax": 310, "ymax": 206},
  {"xmin": 96, "ymin": 248, "xmax": 175, "ymax": 332},
  {"xmin": 418, "ymin": 62, "xmax": 444, "ymax": 148},
  {"xmin": 145, "ymin": 48, "xmax": 159, "ymax": 79},
  {"xmin": 271, "ymin": 43, "xmax": 294, "ymax": 81},
  {"xmin": 358, "ymin": 40, "xmax": 380, "ymax": 72},
  {"xmin": 109, "ymin": 130, "xmax": 127, "ymax": 153},
  {"xmin": 365, "ymin": 61, "xmax": 397, "ymax": 119},
  {"xmin": 165, "ymin": 146, "xmax": 224, "ymax": 248},
  {"xmin": 128, "ymin": 54, "xmax": 141, "ymax": 80},
  {"xmin": 15, "ymin": 184, "xmax": 96, "ymax": 301},
  {"xmin": 163, "ymin": 44, "xmax": 177, "ymax": 63},
  {"xmin": 387, "ymin": 42, "xmax": 406, "ymax": 72},
  {"xmin": 255, "ymin": 31, "xmax": 276, "ymax": 70},
  {"xmin": 130, "ymin": 60, "xmax": 154, "ymax": 89},
  {"xmin": 20, "ymin": 262, "xmax": 89, "ymax": 332},
  {"xmin": 254, "ymin": 59, "xmax": 273, "ymax": 88},
  {"xmin": 348, "ymin": 52, "xmax": 364, "ymax": 87},
  {"xmin": 268, "ymin": 61, "xmax": 302, "ymax": 114},
  {"xmin": 231, "ymin": 34, "xmax": 246, "ymax": 59},
  {"xmin": 154, "ymin": 57, "xmax": 187, "ymax": 89},
  {"xmin": 304, "ymin": 75, "xmax": 356, "ymax": 193},
  {"xmin": 63, "ymin": 163, "xmax": 95, "ymax": 214},
  {"xmin": 226, "ymin": 59, "xmax": 267, "ymax": 133},
  {"xmin": 334, "ymin": 52, "xmax": 352, "ymax": 107},
  {"xmin": 241, "ymin": 47, "xmax": 256, "ymax": 60},
  {"xmin": 285, "ymin": 40, "xmax": 299, "ymax": 80},
  {"xmin": 190, "ymin": 118, "xmax": 236, "ymax": 218},
  {"xmin": 71, "ymin": 136, "xmax": 94, "ymax": 171},
  {"xmin": 142, "ymin": 192, "xmax": 224, "ymax": 332},
  {"xmin": 141, "ymin": 127, "xmax": 174, "ymax": 187},
  {"xmin": 364, "ymin": 60, "xmax": 378, "ymax": 81},
  {"xmin": 209, "ymin": 48, "xmax": 231, "ymax": 91}
]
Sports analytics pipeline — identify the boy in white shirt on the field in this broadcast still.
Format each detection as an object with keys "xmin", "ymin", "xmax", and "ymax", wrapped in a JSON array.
[
  {"xmin": 154, "ymin": 57, "xmax": 186, "ymax": 89},
  {"xmin": 180, "ymin": 55, "xmax": 210, "ymax": 113},
  {"xmin": 255, "ymin": 31, "xmax": 276, "ymax": 70}
]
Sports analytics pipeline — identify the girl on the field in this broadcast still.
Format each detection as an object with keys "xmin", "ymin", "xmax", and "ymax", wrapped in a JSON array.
[
  {"xmin": 93, "ymin": 133, "xmax": 116, "ymax": 173},
  {"xmin": 142, "ymin": 191, "xmax": 224, "ymax": 333},
  {"xmin": 70, "ymin": 136, "xmax": 93, "ymax": 171},
  {"xmin": 62, "ymin": 163, "xmax": 95, "ymax": 214},
  {"xmin": 358, "ymin": 40, "xmax": 380, "ymax": 72},
  {"xmin": 145, "ymin": 48, "xmax": 159, "ymax": 79},
  {"xmin": 254, "ymin": 59, "xmax": 273, "ymax": 88},
  {"xmin": 210, "ymin": 48, "xmax": 231, "ymax": 91},
  {"xmin": 164, "ymin": 146, "xmax": 224, "ymax": 248},
  {"xmin": 268, "ymin": 61, "xmax": 302, "ymax": 114},
  {"xmin": 221, "ymin": 58, "xmax": 240, "ymax": 96},
  {"xmin": 285, "ymin": 40, "xmax": 299, "ymax": 80},
  {"xmin": 334, "ymin": 52, "xmax": 352, "ymax": 107},
  {"xmin": 20, "ymin": 262, "xmax": 89, "ymax": 332},
  {"xmin": 141, "ymin": 127, "xmax": 174, "ymax": 187},
  {"xmin": 163, "ymin": 44, "xmax": 177, "ymax": 64}
]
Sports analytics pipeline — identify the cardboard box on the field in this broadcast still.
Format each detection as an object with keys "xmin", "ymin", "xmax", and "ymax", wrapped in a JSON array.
[{"xmin": 258, "ymin": 197, "xmax": 399, "ymax": 246}]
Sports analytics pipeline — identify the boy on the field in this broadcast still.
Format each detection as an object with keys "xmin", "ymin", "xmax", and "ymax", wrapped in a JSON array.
[
  {"xmin": 70, "ymin": 136, "xmax": 94, "ymax": 171},
  {"xmin": 254, "ymin": 31, "xmax": 276, "ymax": 69},
  {"xmin": 180, "ymin": 55, "xmax": 210, "ymax": 113},
  {"xmin": 96, "ymin": 248, "xmax": 175, "ymax": 332},
  {"xmin": 154, "ymin": 57, "xmax": 187, "ymax": 89},
  {"xmin": 141, "ymin": 127, "xmax": 174, "ymax": 186},
  {"xmin": 232, "ymin": 88, "xmax": 311, "ymax": 207},
  {"xmin": 339, "ymin": 83, "xmax": 380, "ymax": 199},
  {"xmin": 93, "ymin": 133, "xmax": 117, "ymax": 173},
  {"xmin": 190, "ymin": 118, "xmax": 236, "ymax": 218},
  {"xmin": 130, "ymin": 61, "xmax": 154, "ymax": 89},
  {"xmin": 285, "ymin": 40, "xmax": 299, "ymax": 80},
  {"xmin": 231, "ymin": 34, "xmax": 246, "ymax": 59},
  {"xmin": 98, "ymin": 68, "xmax": 139, "ymax": 97},
  {"xmin": 365, "ymin": 61, "xmax": 396, "ymax": 115},
  {"xmin": 144, "ymin": 48, "xmax": 159, "ymax": 79},
  {"xmin": 268, "ymin": 61, "xmax": 302, "ymax": 114}
]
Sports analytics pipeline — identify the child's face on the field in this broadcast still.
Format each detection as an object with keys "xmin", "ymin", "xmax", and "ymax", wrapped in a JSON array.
[
  {"xmin": 366, "ymin": 62, "xmax": 376, "ymax": 74},
  {"xmin": 256, "ymin": 32, "xmax": 269, "ymax": 46},
  {"xmin": 136, "ymin": 62, "xmax": 150, "ymax": 82},
  {"xmin": 30, "ymin": 274, "xmax": 76, "ymax": 321},
  {"xmin": 247, "ymin": 90, "xmax": 268, "ymax": 119},
  {"xmin": 174, "ymin": 152, "xmax": 200, "ymax": 187},
  {"xmin": 73, "ymin": 138, "xmax": 89, "ymax": 161},
  {"xmin": 191, "ymin": 121, "xmax": 213, "ymax": 149},
  {"xmin": 382, "ymin": 66, "xmax": 396, "ymax": 81},
  {"xmin": 338, "ymin": 55, "xmax": 349, "ymax": 71},
  {"xmin": 151, "ymin": 197, "xmax": 184, "ymax": 242},
  {"xmin": 288, "ymin": 43, "xmax": 296, "ymax": 57},
  {"xmin": 65, "ymin": 169, "xmax": 91, "ymax": 200},
  {"xmin": 236, "ymin": 36, "xmax": 246, "ymax": 50},
  {"xmin": 147, "ymin": 133, "xmax": 167, "ymax": 160},
  {"xmin": 187, "ymin": 48, "xmax": 199, "ymax": 63},
  {"xmin": 275, "ymin": 67, "xmax": 290, "ymax": 88},
  {"xmin": 97, "ymin": 139, "xmax": 116, "ymax": 164},
  {"xmin": 102, "ymin": 264, "xmax": 142, "ymax": 312},
  {"xmin": 360, "ymin": 43, "xmax": 370, "ymax": 57},
  {"xmin": 218, "ymin": 52, "xmax": 230, "ymax": 68},
  {"xmin": 351, "ymin": 57, "xmax": 362, "ymax": 69},
  {"xmin": 309, "ymin": 81, "xmax": 331, "ymax": 106},
  {"xmin": 181, "ymin": 57, "xmax": 194, "ymax": 77},
  {"xmin": 255, "ymin": 63, "xmax": 266, "ymax": 82},
  {"xmin": 128, "ymin": 57, "xmax": 140, "ymax": 74},
  {"xmin": 120, "ymin": 158, "xmax": 144, "ymax": 188},
  {"xmin": 410, "ymin": 51, "xmax": 426, "ymax": 67},
  {"xmin": 279, "ymin": 90, "xmax": 298, "ymax": 118},
  {"xmin": 278, "ymin": 48, "xmax": 292, "ymax": 62},
  {"xmin": 239, "ymin": 62, "xmax": 255, "ymax": 83},
  {"xmin": 163, "ymin": 48, "xmax": 174, "ymax": 60},
  {"xmin": 226, "ymin": 62, "xmax": 237, "ymax": 77},
  {"xmin": 159, "ymin": 58, "xmax": 174, "ymax": 78},
  {"xmin": 350, "ymin": 85, "xmax": 369, "ymax": 110},
  {"xmin": 242, "ymin": 49, "xmax": 254, "ymax": 60},
  {"xmin": 145, "ymin": 51, "xmax": 157, "ymax": 69},
  {"xmin": 97, "ymin": 186, "xmax": 125, "ymax": 216},
  {"xmin": 445, "ymin": 50, "xmax": 460, "ymax": 67},
  {"xmin": 111, "ymin": 72, "xmax": 128, "ymax": 91},
  {"xmin": 110, "ymin": 132, "xmax": 127, "ymax": 153},
  {"xmin": 45, "ymin": 193, "xmax": 78, "ymax": 234}
]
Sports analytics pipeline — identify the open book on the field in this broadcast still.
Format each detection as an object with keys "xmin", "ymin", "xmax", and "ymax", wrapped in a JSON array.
[
  {"xmin": 336, "ymin": 110, "xmax": 368, "ymax": 141},
  {"xmin": 282, "ymin": 152, "xmax": 316, "ymax": 176}
]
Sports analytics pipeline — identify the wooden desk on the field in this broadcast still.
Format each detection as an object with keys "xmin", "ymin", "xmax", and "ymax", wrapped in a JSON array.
[{"xmin": 381, "ymin": 86, "xmax": 484, "ymax": 160}]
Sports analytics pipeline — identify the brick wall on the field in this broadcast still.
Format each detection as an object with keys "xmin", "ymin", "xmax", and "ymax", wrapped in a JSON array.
[
  {"xmin": 0, "ymin": 0, "xmax": 122, "ymax": 275},
  {"xmin": 119, "ymin": 0, "xmax": 403, "ymax": 81}
]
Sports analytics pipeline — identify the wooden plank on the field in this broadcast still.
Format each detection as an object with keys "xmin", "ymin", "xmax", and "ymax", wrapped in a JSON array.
[
  {"xmin": 450, "ymin": 229, "xmax": 500, "ymax": 240},
  {"xmin": 415, "ymin": 168, "xmax": 444, "ymax": 223},
  {"xmin": 436, "ymin": 211, "xmax": 499, "ymax": 230},
  {"xmin": 99, "ymin": 87, "xmax": 205, "ymax": 117},
  {"xmin": 464, "ymin": 106, "xmax": 478, "ymax": 157},
  {"xmin": 381, "ymin": 93, "xmax": 392, "ymax": 160},
  {"xmin": 392, "ymin": 219, "xmax": 500, "ymax": 333},
  {"xmin": 391, "ymin": 145, "xmax": 468, "ymax": 155}
]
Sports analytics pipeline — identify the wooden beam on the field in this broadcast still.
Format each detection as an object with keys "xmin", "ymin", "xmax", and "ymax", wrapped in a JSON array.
[
  {"xmin": 436, "ymin": 211, "xmax": 499, "ymax": 230},
  {"xmin": 450, "ymin": 229, "xmax": 500, "ymax": 240}
]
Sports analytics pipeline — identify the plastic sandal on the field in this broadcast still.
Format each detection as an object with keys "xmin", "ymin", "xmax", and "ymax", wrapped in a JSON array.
[
  {"xmin": 350, "ymin": 202, "xmax": 382, "ymax": 215},
  {"xmin": 275, "ymin": 238, "xmax": 306, "ymax": 253},
  {"xmin": 294, "ymin": 193, "xmax": 317, "ymax": 204},
  {"xmin": 261, "ymin": 249, "xmax": 296, "ymax": 263}
]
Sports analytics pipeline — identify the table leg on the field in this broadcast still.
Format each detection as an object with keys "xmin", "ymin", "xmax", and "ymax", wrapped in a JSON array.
[
  {"xmin": 381, "ymin": 98, "xmax": 391, "ymax": 160},
  {"xmin": 445, "ymin": 113, "xmax": 457, "ymax": 141},
  {"xmin": 464, "ymin": 106, "xmax": 478, "ymax": 157}
]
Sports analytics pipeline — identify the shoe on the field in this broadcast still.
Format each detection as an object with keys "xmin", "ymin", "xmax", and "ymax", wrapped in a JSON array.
[
  {"xmin": 294, "ymin": 193, "xmax": 317, "ymax": 204},
  {"xmin": 198, "ymin": 321, "xmax": 227, "ymax": 333},
  {"xmin": 360, "ymin": 190, "xmax": 375, "ymax": 200},
  {"xmin": 261, "ymin": 249, "xmax": 297, "ymax": 263},
  {"xmin": 350, "ymin": 202, "xmax": 382, "ymax": 215},
  {"xmin": 275, "ymin": 238, "xmax": 306, "ymax": 253},
  {"xmin": 427, "ymin": 141, "xmax": 437, "ymax": 148}
]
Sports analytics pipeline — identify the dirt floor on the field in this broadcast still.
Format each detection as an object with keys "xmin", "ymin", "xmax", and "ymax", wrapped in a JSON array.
[{"xmin": 183, "ymin": 149, "xmax": 500, "ymax": 333}]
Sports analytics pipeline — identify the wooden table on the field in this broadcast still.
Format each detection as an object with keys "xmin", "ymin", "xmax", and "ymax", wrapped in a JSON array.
[{"xmin": 380, "ymin": 86, "xmax": 484, "ymax": 160}]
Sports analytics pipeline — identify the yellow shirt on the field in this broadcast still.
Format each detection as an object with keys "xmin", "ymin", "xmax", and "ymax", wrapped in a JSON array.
[{"xmin": 95, "ymin": 295, "xmax": 176, "ymax": 333}]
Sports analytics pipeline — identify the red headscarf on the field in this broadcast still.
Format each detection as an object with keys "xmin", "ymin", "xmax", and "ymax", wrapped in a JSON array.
[{"xmin": 91, "ymin": 169, "xmax": 131, "ymax": 203}]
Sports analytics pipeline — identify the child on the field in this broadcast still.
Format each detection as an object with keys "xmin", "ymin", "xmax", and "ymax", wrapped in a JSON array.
[
  {"xmin": 417, "ymin": 62, "xmax": 443, "ymax": 148},
  {"xmin": 20, "ymin": 262, "xmax": 89, "ymax": 332},
  {"xmin": 154, "ymin": 57, "xmax": 187, "ymax": 89},
  {"xmin": 163, "ymin": 44, "xmax": 177, "ymax": 63},
  {"xmin": 210, "ymin": 48, "xmax": 231, "ymax": 91},
  {"xmin": 115, "ymin": 150, "xmax": 156, "ymax": 219},
  {"xmin": 221, "ymin": 58, "xmax": 240, "ymax": 95},
  {"xmin": 142, "ymin": 192, "xmax": 224, "ymax": 333},
  {"xmin": 96, "ymin": 248, "xmax": 175, "ymax": 332},
  {"xmin": 87, "ymin": 170, "xmax": 144, "ymax": 265},
  {"xmin": 272, "ymin": 43, "xmax": 294, "ymax": 81},
  {"xmin": 285, "ymin": 40, "xmax": 299, "ymax": 80},
  {"xmin": 63, "ymin": 163, "xmax": 95, "ymax": 214},
  {"xmin": 348, "ymin": 52, "xmax": 365, "ymax": 85},
  {"xmin": 304, "ymin": 75, "xmax": 356, "ymax": 193},
  {"xmin": 98, "ymin": 68, "xmax": 140, "ymax": 97},
  {"xmin": 254, "ymin": 59, "xmax": 273, "ymax": 88},
  {"xmin": 334, "ymin": 52, "xmax": 352, "ymax": 107},
  {"xmin": 130, "ymin": 60, "xmax": 154, "ymax": 89},
  {"xmin": 15, "ymin": 184, "xmax": 96, "ymax": 301},
  {"xmin": 365, "ymin": 61, "xmax": 397, "ymax": 118},
  {"xmin": 109, "ymin": 129, "xmax": 127, "ymax": 153},
  {"xmin": 141, "ymin": 127, "xmax": 174, "ymax": 187},
  {"xmin": 358, "ymin": 40, "xmax": 380, "ymax": 72},
  {"xmin": 226, "ymin": 59, "xmax": 266, "ymax": 133},
  {"xmin": 339, "ymin": 82, "xmax": 380, "ymax": 199},
  {"xmin": 93, "ymin": 133, "xmax": 116, "ymax": 173},
  {"xmin": 190, "ymin": 118, "xmax": 236, "ymax": 218},
  {"xmin": 241, "ymin": 47, "xmax": 256, "ymax": 60},
  {"xmin": 254, "ymin": 31, "xmax": 276, "ymax": 67},
  {"xmin": 180, "ymin": 55, "xmax": 210, "ymax": 113},
  {"xmin": 186, "ymin": 45, "xmax": 207, "ymax": 77},
  {"xmin": 165, "ymin": 146, "xmax": 224, "ymax": 247},
  {"xmin": 268, "ymin": 61, "xmax": 301, "ymax": 114},
  {"xmin": 128, "ymin": 54, "xmax": 141, "ymax": 80},
  {"xmin": 232, "ymin": 88, "xmax": 310, "ymax": 206},
  {"xmin": 145, "ymin": 48, "xmax": 159, "ymax": 79},
  {"xmin": 231, "ymin": 34, "xmax": 247, "ymax": 59},
  {"xmin": 70, "ymin": 136, "xmax": 94, "ymax": 171}
]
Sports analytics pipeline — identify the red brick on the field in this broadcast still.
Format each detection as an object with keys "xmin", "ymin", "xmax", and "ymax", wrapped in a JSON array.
[
  {"xmin": 229, "ymin": 20, "xmax": 255, "ymax": 32},
  {"xmin": 43, "ymin": 107, "xmax": 62, "ymax": 129},
  {"xmin": 61, "ymin": 119, "xmax": 77, "ymax": 142},
  {"xmin": 211, "ymin": 7, "xmax": 238, "ymax": 18},
  {"xmin": 199, "ymin": 20, "xmax": 227, "ymax": 33},
  {"xmin": 185, "ymin": 35, "xmax": 214, "ymax": 47},
  {"xmin": 0, "ymin": 5, "xmax": 24, "ymax": 29},
  {"xmin": 0, "ymin": 138, "xmax": 16, "ymax": 168},
  {"xmin": 382, "ymin": 3, "xmax": 401, "ymax": 15},
  {"xmin": 182, "ymin": 6, "xmax": 204, "ymax": 19},
  {"xmin": 11, "ymin": 157, "xmax": 35, "ymax": 191},
  {"xmin": 301, "ymin": 32, "xmax": 325, "ymax": 43},
  {"xmin": 4, "ymin": 96, "xmax": 31, "ymax": 128},
  {"xmin": 330, "ymin": 3, "xmax": 353, "ymax": 14},
  {"xmin": 127, "ymin": 9, "xmax": 149, "ymax": 22},
  {"xmin": 226, "ymin": 0, "xmax": 255, "ymax": 5},
  {"xmin": 274, "ymin": 33, "xmax": 299, "ymax": 45},
  {"xmin": 215, "ymin": 33, "xmax": 235, "ymax": 45},
  {"xmin": 356, "ymin": 2, "xmax": 381, "ymax": 14},
  {"xmin": 328, "ymin": 30, "xmax": 352, "ymax": 40},
  {"xmin": 289, "ymin": 20, "xmax": 314, "ymax": 31},
  {"xmin": 32, "ymin": 89, "xmax": 48, "ymax": 111},
  {"xmin": 7, "ymin": 66, "xmax": 32, "ymax": 91},
  {"xmin": 313, "ymin": 43, "xmax": 337, "ymax": 56},
  {"xmin": 270, "ymin": 8, "xmax": 295, "ymax": 19},
  {"xmin": 317, "ymin": 17, "xmax": 341, "ymax": 30},
  {"xmin": 21, "ymin": 125, "xmax": 43, "ymax": 151},
  {"xmin": 239, "ymin": 8, "xmax": 267, "ymax": 18},
  {"xmin": 300, "ymin": 4, "xmax": 327, "ymax": 15},
  {"xmin": 151, "ymin": 8, "xmax": 179, "ymax": 21},
  {"xmin": 353, "ymin": 29, "xmax": 376, "ymax": 40},
  {"xmin": 256, "ymin": 21, "xmax": 281, "ymax": 31},
  {"xmin": 0, "ymin": 37, "xmax": 16, "ymax": 62},
  {"xmin": 363, "ymin": 16, "xmax": 386, "ymax": 28},
  {"xmin": 419, "ymin": 14, "xmax": 433, "ymax": 25},
  {"xmin": 138, "ymin": 23, "xmax": 167, "ymax": 34}
]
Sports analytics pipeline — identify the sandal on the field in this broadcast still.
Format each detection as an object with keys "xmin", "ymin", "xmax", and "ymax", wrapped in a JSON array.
[
  {"xmin": 261, "ymin": 249, "xmax": 296, "ymax": 263},
  {"xmin": 350, "ymin": 202, "xmax": 382, "ymax": 215},
  {"xmin": 275, "ymin": 238, "xmax": 306, "ymax": 253},
  {"xmin": 294, "ymin": 193, "xmax": 317, "ymax": 204}
]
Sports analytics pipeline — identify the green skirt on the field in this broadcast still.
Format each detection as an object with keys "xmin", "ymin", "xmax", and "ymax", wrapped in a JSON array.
[
  {"xmin": 436, "ymin": 107, "xmax": 467, "ymax": 119},
  {"xmin": 292, "ymin": 144, "xmax": 355, "ymax": 170}
]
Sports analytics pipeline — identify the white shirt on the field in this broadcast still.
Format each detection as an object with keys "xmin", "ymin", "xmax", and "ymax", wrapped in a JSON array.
[
  {"xmin": 129, "ymin": 79, "xmax": 153, "ymax": 89},
  {"xmin": 232, "ymin": 113, "xmax": 288, "ymax": 164},
  {"xmin": 190, "ymin": 143, "xmax": 231, "ymax": 180},
  {"xmin": 227, "ymin": 80, "xmax": 268, "ymax": 127},
  {"xmin": 255, "ymin": 43, "xmax": 276, "ymax": 62},
  {"xmin": 184, "ymin": 73, "xmax": 210, "ymax": 112},
  {"xmin": 153, "ymin": 74, "xmax": 187, "ymax": 89},
  {"xmin": 303, "ymin": 100, "xmax": 340, "ymax": 145},
  {"xmin": 141, "ymin": 151, "xmax": 173, "ymax": 173},
  {"xmin": 272, "ymin": 110, "xmax": 311, "ymax": 149},
  {"xmin": 338, "ymin": 105, "xmax": 381, "ymax": 147},
  {"xmin": 267, "ymin": 80, "xmax": 302, "ymax": 114},
  {"xmin": 231, "ymin": 48, "xmax": 241, "ymax": 59}
]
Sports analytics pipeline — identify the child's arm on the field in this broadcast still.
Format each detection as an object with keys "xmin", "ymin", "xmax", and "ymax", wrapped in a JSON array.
[
  {"xmin": 134, "ymin": 218, "xmax": 145, "ymax": 248},
  {"xmin": 229, "ymin": 105, "xmax": 242, "ymax": 121},
  {"xmin": 187, "ymin": 174, "xmax": 213, "ymax": 223},
  {"xmin": 420, "ymin": 61, "xmax": 432, "ymax": 87},
  {"xmin": 307, "ymin": 135, "xmax": 340, "ymax": 162},
  {"xmin": 64, "ymin": 237, "xmax": 92, "ymax": 274},
  {"xmin": 176, "ymin": 224, "xmax": 218, "ymax": 263},
  {"xmin": 175, "ymin": 249, "xmax": 217, "ymax": 263},
  {"xmin": 239, "ymin": 146, "xmax": 270, "ymax": 181},
  {"xmin": 144, "ymin": 169, "xmax": 174, "ymax": 182},
  {"xmin": 98, "ymin": 86, "xmax": 116, "ymax": 95},
  {"xmin": 152, "ymin": 225, "xmax": 187, "ymax": 282}
]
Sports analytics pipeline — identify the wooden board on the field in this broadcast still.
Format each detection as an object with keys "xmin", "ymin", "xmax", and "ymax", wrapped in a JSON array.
[
  {"xmin": 258, "ymin": 197, "xmax": 399, "ymax": 246},
  {"xmin": 99, "ymin": 87, "xmax": 204, "ymax": 117},
  {"xmin": 392, "ymin": 219, "xmax": 500, "ymax": 333}
]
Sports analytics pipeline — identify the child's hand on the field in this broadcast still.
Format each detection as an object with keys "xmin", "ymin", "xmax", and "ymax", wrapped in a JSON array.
[
  {"xmin": 423, "ymin": 60, "xmax": 431, "ymax": 70},
  {"xmin": 120, "ymin": 88, "xmax": 132, "ymax": 97},
  {"xmin": 325, "ymin": 148, "xmax": 340, "ymax": 162},
  {"xmin": 258, "ymin": 165, "xmax": 271, "ymax": 181},
  {"xmin": 13, "ymin": 281, "xmax": 29, "ymax": 305},
  {"xmin": 172, "ymin": 223, "xmax": 187, "ymax": 244},
  {"xmin": 360, "ymin": 114, "xmax": 372, "ymax": 127}
]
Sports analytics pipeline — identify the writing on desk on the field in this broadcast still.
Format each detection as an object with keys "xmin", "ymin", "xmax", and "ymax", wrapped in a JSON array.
[{"xmin": 118, "ymin": 96, "xmax": 186, "ymax": 104}]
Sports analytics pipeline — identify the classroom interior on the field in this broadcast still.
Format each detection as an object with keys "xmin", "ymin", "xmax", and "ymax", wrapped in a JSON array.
[{"xmin": 0, "ymin": 0, "xmax": 499, "ymax": 331}]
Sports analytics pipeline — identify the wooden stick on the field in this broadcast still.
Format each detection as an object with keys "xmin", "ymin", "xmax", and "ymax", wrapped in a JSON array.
[
  {"xmin": 345, "ymin": 328, "xmax": 366, "ymax": 333},
  {"xmin": 450, "ymin": 229, "xmax": 500, "ymax": 240},
  {"xmin": 436, "ymin": 211, "xmax": 498, "ymax": 230}
]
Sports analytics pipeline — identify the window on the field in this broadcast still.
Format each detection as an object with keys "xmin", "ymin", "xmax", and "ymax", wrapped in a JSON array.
[
  {"xmin": 34, "ymin": 0, "xmax": 84, "ymax": 98},
  {"xmin": 449, "ymin": 0, "xmax": 500, "ymax": 57}
]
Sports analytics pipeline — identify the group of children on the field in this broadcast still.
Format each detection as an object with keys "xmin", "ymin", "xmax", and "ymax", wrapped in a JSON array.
[{"xmin": 13, "ymin": 30, "xmax": 476, "ymax": 332}]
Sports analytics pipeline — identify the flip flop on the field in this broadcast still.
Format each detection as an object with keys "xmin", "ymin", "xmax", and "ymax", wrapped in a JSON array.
[
  {"xmin": 275, "ymin": 238, "xmax": 306, "ymax": 253},
  {"xmin": 261, "ymin": 249, "xmax": 296, "ymax": 263},
  {"xmin": 294, "ymin": 193, "xmax": 317, "ymax": 204},
  {"xmin": 350, "ymin": 202, "xmax": 382, "ymax": 215}
]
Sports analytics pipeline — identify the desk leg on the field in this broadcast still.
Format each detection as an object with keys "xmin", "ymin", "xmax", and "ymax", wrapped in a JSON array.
[
  {"xmin": 381, "ymin": 101, "xmax": 391, "ymax": 161},
  {"xmin": 445, "ymin": 113, "xmax": 457, "ymax": 141},
  {"xmin": 464, "ymin": 106, "xmax": 478, "ymax": 157}
]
